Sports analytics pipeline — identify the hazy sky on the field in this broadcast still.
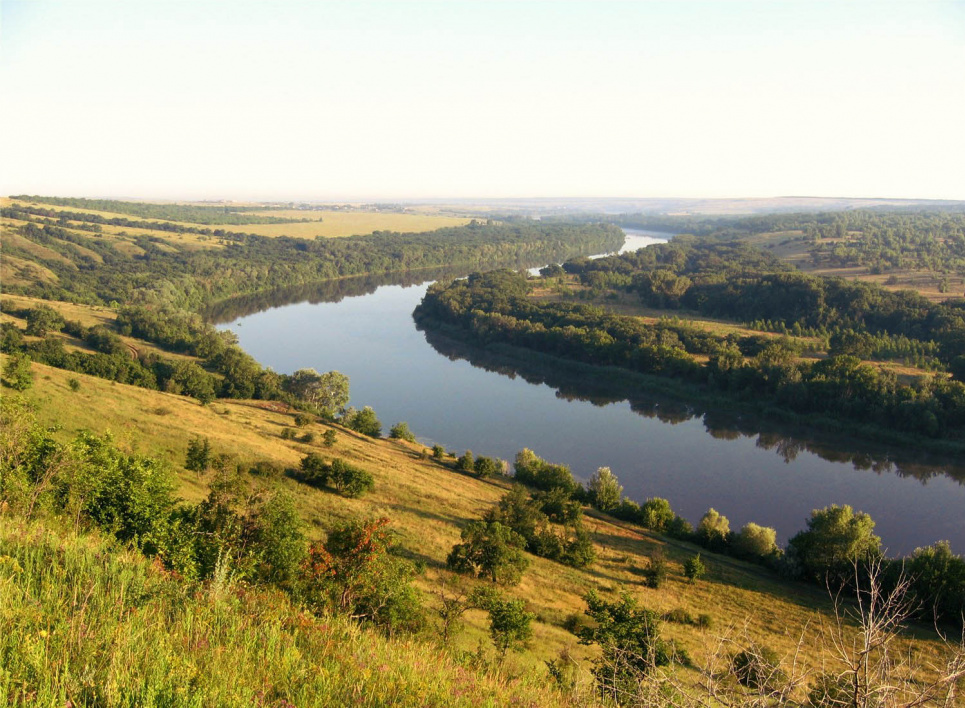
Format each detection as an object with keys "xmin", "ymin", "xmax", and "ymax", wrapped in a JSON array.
[{"xmin": 2, "ymin": 0, "xmax": 964, "ymax": 201}]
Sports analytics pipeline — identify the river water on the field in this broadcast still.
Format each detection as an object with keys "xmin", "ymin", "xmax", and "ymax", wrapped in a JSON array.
[{"xmin": 216, "ymin": 229, "xmax": 965, "ymax": 555}]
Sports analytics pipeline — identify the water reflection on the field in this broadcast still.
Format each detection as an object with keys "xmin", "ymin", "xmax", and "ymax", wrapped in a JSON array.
[{"xmin": 418, "ymin": 325, "xmax": 965, "ymax": 486}]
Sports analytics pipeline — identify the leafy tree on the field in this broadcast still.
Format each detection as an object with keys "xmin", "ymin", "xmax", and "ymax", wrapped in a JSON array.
[
  {"xmin": 697, "ymin": 507, "xmax": 730, "ymax": 547},
  {"xmin": 446, "ymin": 520, "xmax": 529, "ymax": 586},
  {"xmin": 389, "ymin": 421, "xmax": 416, "ymax": 442},
  {"xmin": 167, "ymin": 361, "xmax": 216, "ymax": 404},
  {"xmin": 2, "ymin": 354, "xmax": 34, "ymax": 391},
  {"xmin": 640, "ymin": 497, "xmax": 674, "ymax": 532},
  {"xmin": 683, "ymin": 553, "xmax": 705, "ymax": 583},
  {"xmin": 185, "ymin": 436, "xmax": 212, "ymax": 473},
  {"xmin": 587, "ymin": 466, "xmax": 623, "ymax": 512},
  {"xmin": 472, "ymin": 588, "xmax": 534, "ymax": 658},
  {"xmin": 24, "ymin": 305, "xmax": 65, "ymax": 337},
  {"xmin": 348, "ymin": 406, "xmax": 382, "ymax": 437},
  {"xmin": 734, "ymin": 522, "xmax": 779, "ymax": 561},
  {"xmin": 577, "ymin": 590, "xmax": 673, "ymax": 703},
  {"xmin": 322, "ymin": 429, "xmax": 337, "ymax": 447},
  {"xmin": 288, "ymin": 369, "xmax": 350, "ymax": 416},
  {"xmin": 431, "ymin": 444, "xmax": 445, "ymax": 459},
  {"xmin": 456, "ymin": 450, "xmax": 475, "ymax": 473},
  {"xmin": 473, "ymin": 455, "xmax": 503, "ymax": 477},
  {"xmin": 788, "ymin": 504, "xmax": 881, "ymax": 581}
]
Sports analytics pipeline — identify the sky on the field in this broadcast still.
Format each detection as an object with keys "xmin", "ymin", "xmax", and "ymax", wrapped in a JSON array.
[{"xmin": 2, "ymin": 0, "xmax": 964, "ymax": 201}]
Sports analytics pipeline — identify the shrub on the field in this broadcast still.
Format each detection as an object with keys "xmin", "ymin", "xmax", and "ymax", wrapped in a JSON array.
[
  {"xmin": 663, "ymin": 608, "xmax": 695, "ymax": 625},
  {"xmin": 299, "ymin": 517, "xmax": 423, "ymax": 634},
  {"xmin": 696, "ymin": 613, "xmax": 713, "ymax": 629},
  {"xmin": 348, "ymin": 406, "xmax": 382, "ymax": 437},
  {"xmin": 322, "ymin": 429, "xmax": 337, "ymax": 447},
  {"xmin": 67, "ymin": 377, "xmax": 80, "ymax": 392},
  {"xmin": 577, "ymin": 590, "xmax": 674, "ymax": 701},
  {"xmin": 732, "ymin": 644, "xmax": 788, "ymax": 694},
  {"xmin": 185, "ymin": 436, "xmax": 212, "ymax": 473},
  {"xmin": 280, "ymin": 427, "xmax": 296, "ymax": 440},
  {"xmin": 329, "ymin": 459, "xmax": 374, "ymax": 498},
  {"xmin": 293, "ymin": 413, "xmax": 313, "ymax": 427},
  {"xmin": 2, "ymin": 354, "xmax": 33, "ymax": 391},
  {"xmin": 644, "ymin": 552, "xmax": 668, "ymax": 589},
  {"xmin": 683, "ymin": 553, "xmax": 705, "ymax": 583},
  {"xmin": 734, "ymin": 522, "xmax": 779, "ymax": 560},
  {"xmin": 299, "ymin": 432, "xmax": 315, "ymax": 444},
  {"xmin": 389, "ymin": 421, "xmax": 416, "ymax": 442}
]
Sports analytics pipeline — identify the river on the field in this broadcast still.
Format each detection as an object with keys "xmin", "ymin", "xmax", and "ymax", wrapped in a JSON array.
[{"xmin": 216, "ymin": 229, "xmax": 965, "ymax": 555}]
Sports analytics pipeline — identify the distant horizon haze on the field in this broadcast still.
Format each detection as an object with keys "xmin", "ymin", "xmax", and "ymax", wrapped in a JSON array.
[{"xmin": 2, "ymin": 1, "xmax": 963, "ymax": 200}]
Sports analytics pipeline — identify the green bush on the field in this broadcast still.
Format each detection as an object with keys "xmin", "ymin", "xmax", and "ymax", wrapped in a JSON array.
[
  {"xmin": 389, "ymin": 421, "xmax": 416, "ymax": 442},
  {"xmin": 329, "ymin": 458, "xmax": 375, "ymax": 498}
]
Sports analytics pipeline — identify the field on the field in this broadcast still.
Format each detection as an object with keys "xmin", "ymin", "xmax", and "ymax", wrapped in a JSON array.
[{"xmin": 3, "ymin": 197, "xmax": 471, "ymax": 243}]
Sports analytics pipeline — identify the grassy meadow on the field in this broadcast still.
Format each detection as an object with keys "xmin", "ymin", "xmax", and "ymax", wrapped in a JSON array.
[{"xmin": 4, "ymin": 355, "xmax": 957, "ymax": 702}]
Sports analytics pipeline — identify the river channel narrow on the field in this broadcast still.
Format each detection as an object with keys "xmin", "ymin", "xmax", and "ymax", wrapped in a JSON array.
[{"xmin": 217, "ymin": 229, "xmax": 965, "ymax": 555}]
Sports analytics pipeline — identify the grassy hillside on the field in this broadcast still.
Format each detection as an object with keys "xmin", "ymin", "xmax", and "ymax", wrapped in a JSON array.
[
  {"xmin": 4, "ymin": 355, "xmax": 959, "ymax": 705},
  {"xmin": 0, "ymin": 517, "xmax": 564, "ymax": 707}
]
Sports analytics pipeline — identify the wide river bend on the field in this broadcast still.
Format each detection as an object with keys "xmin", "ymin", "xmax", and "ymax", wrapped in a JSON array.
[{"xmin": 217, "ymin": 230, "xmax": 965, "ymax": 555}]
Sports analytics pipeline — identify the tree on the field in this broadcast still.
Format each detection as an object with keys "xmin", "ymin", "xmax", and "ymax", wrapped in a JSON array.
[
  {"xmin": 577, "ymin": 590, "xmax": 673, "ymax": 704},
  {"xmin": 24, "ymin": 305, "xmax": 65, "ymax": 337},
  {"xmin": 472, "ymin": 588, "xmax": 534, "ymax": 658},
  {"xmin": 322, "ymin": 429, "xmax": 337, "ymax": 447},
  {"xmin": 185, "ymin": 436, "xmax": 211, "ymax": 473},
  {"xmin": 734, "ymin": 522, "xmax": 779, "ymax": 561},
  {"xmin": 348, "ymin": 406, "xmax": 382, "ymax": 438},
  {"xmin": 683, "ymin": 553, "xmax": 705, "ymax": 584},
  {"xmin": 2, "ymin": 354, "xmax": 34, "ymax": 391},
  {"xmin": 640, "ymin": 497, "xmax": 674, "ymax": 532},
  {"xmin": 288, "ymin": 369, "xmax": 350, "ymax": 416},
  {"xmin": 588, "ymin": 466, "xmax": 623, "ymax": 512},
  {"xmin": 473, "ymin": 455, "xmax": 503, "ymax": 478},
  {"xmin": 456, "ymin": 449, "xmax": 474, "ymax": 473},
  {"xmin": 697, "ymin": 508, "xmax": 730, "ymax": 547},
  {"xmin": 446, "ymin": 520, "xmax": 529, "ymax": 586},
  {"xmin": 788, "ymin": 504, "xmax": 881, "ymax": 581},
  {"xmin": 389, "ymin": 421, "xmax": 416, "ymax": 442}
]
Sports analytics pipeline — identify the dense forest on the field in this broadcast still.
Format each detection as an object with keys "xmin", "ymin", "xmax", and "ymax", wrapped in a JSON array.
[
  {"xmin": 615, "ymin": 210, "xmax": 965, "ymax": 275},
  {"xmin": 2, "ymin": 207, "xmax": 623, "ymax": 310},
  {"xmin": 415, "ymin": 241, "xmax": 965, "ymax": 444}
]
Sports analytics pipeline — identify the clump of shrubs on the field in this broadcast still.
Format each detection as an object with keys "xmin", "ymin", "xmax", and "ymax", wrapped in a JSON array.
[{"xmin": 293, "ymin": 453, "xmax": 374, "ymax": 498}]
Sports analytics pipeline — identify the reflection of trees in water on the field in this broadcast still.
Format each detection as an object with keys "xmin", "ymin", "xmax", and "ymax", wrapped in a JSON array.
[
  {"xmin": 205, "ymin": 266, "xmax": 469, "ymax": 323},
  {"xmin": 419, "ymin": 325, "xmax": 965, "ymax": 486}
]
